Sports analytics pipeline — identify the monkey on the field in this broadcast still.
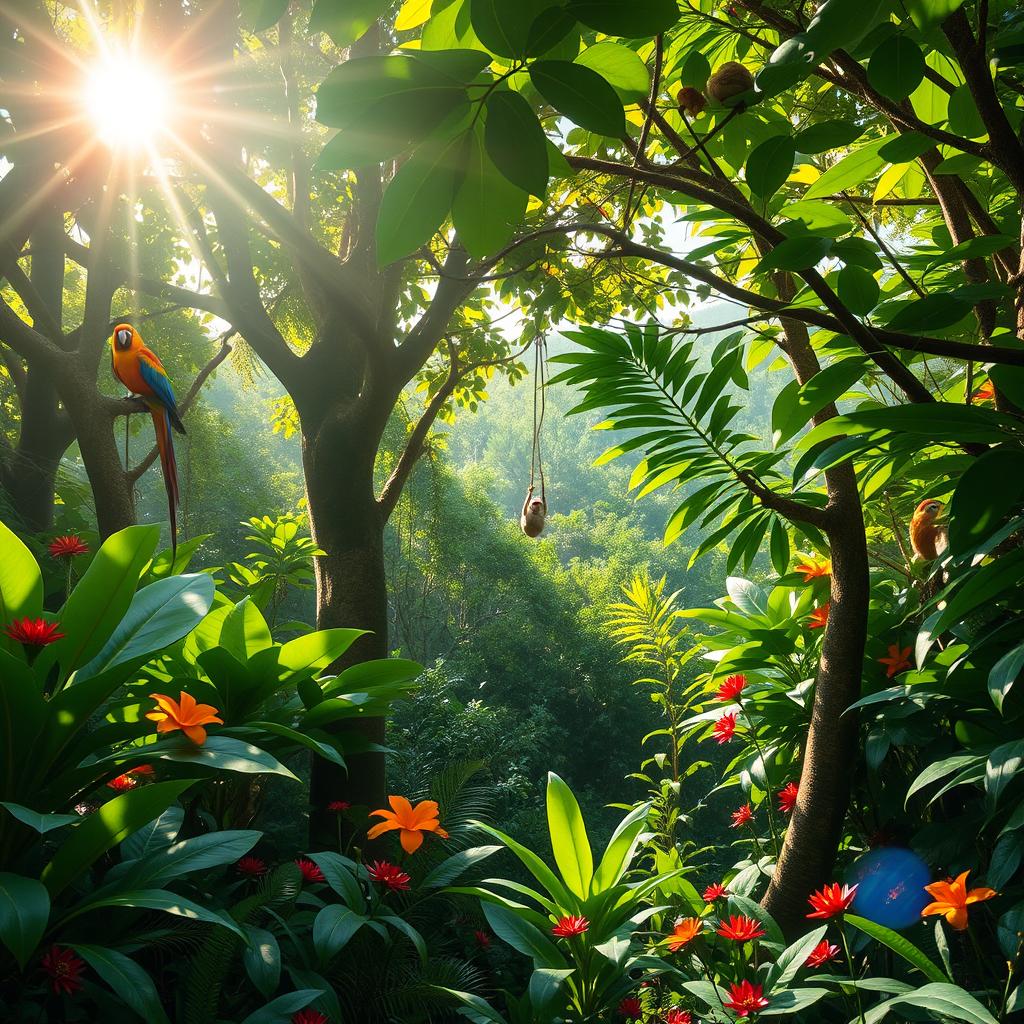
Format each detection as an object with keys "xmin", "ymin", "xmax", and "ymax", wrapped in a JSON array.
[
  {"xmin": 910, "ymin": 499, "xmax": 948, "ymax": 561},
  {"xmin": 521, "ymin": 485, "xmax": 546, "ymax": 538},
  {"xmin": 706, "ymin": 61, "xmax": 755, "ymax": 105},
  {"xmin": 677, "ymin": 86, "xmax": 707, "ymax": 117}
]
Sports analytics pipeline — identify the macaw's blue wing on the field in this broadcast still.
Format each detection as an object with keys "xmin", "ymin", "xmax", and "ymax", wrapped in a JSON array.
[{"xmin": 138, "ymin": 355, "xmax": 185, "ymax": 434}]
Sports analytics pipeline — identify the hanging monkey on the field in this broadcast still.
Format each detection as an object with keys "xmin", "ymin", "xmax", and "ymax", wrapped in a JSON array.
[{"xmin": 521, "ymin": 485, "xmax": 547, "ymax": 538}]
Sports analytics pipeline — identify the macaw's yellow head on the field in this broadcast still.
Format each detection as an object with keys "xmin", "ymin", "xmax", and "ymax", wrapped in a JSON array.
[{"xmin": 112, "ymin": 323, "xmax": 142, "ymax": 353}]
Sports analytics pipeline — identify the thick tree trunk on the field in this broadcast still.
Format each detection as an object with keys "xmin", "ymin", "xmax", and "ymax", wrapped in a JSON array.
[{"xmin": 301, "ymin": 409, "xmax": 389, "ymax": 848}]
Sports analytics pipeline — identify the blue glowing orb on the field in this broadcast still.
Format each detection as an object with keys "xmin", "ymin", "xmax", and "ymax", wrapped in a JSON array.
[{"xmin": 849, "ymin": 848, "xmax": 931, "ymax": 929}]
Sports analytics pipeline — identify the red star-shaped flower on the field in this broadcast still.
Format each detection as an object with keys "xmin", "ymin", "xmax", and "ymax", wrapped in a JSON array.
[
  {"xmin": 794, "ymin": 555, "xmax": 831, "ymax": 583},
  {"xmin": 236, "ymin": 855, "xmax": 267, "ymax": 878},
  {"xmin": 778, "ymin": 782, "xmax": 799, "ymax": 814},
  {"xmin": 473, "ymin": 929, "xmax": 491, "ymax": 949},
  {"xmin": 878, "ymin": 644, "xmax": 913, "ymax": 678},
  {"xmin": 664, "ymin": 1011, "xmax": 692, "ymax": 1024},
  {"xmin": 807, "ymin": 882, "xmax": 858, "ymax": 919},
  {"xmin": 48, "ymin": 535, "xmax": 89, "ymax": 559},
  {"xmin": 551, "ymin": 915, "xmax": 589, "ymax": 938},
  {"xmin": 106, "ymin": 774, "xmax": 137, "ymax": 792},
  {"xmin": 723, "ymin": 980, "xmax": 769, "ymax": 1017},
  {"xmin": 716, "ymin": 915, "xmax": 766, "ymax": 942},
  {"xmin": 618, "ymin": 996, "xmax": 643, "ymax": 1019},
  {"xmin": 730, "ymin": 803, "xmax": 753, "ymax": 828},
  {"xmin": 807, "ymin": 603, "xmax": 830, "ymax": 629},
  {"xmin": 5, "ymin": 617, "xmax": 64, "ymax": 647},
  {"xmin": 41, "ymin": 946, "xmax": 85, "ymax": 995},
  {"xmin": 805, "ymin": 939, "xmax": 841, "ymax": 968},
  {"xmin": 295, "ymin": 858, "xmax": 325, "ymax": 884},
  {"xmin": 703, "ymin": 881, "xmax": 728, "ymax": 902},
  {"xmin": 716, "ymin": 673, "xmax": 746, "ymax": 701},
  {"xmin": 367, "ymin": 859, "xmax": 411, "ymax": 892},
  {"xmin": 327, "ymin": 800, "xmax": 351, "ymax": 813},
  {"xmin": 713, "ymin": 712, "xmax": 737, "ymax": 744},
  {"xmin": 292, "ymin": 1011, "xmax": 329, "ymax": 1024}
]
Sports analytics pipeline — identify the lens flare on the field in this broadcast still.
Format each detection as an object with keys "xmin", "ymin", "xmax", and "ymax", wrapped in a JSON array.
[{"xmin": 84, "ymin": 54, "xmax": 171, "ymax": 147}]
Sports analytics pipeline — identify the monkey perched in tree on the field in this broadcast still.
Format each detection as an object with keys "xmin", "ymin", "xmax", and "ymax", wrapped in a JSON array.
[
  {"xmin": 521, "ymin": 486, "xmax": 546, "ymax": 538},
  {"xmin": 910, "ymin": 499, "xmax": 948, "ymax": 561},
  {"xmin": 677, "ymin": 86, "xmax": 707, "ymax": 117},
  {"xmin": 706, "ymin": 61, "xmax": 755, "ymax": 104}
]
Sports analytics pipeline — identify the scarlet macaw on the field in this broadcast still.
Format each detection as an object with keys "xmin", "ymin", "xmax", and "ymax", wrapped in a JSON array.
[{"xmin": 110, "ymin": 323, "xmax": 185, "ymax": 555}]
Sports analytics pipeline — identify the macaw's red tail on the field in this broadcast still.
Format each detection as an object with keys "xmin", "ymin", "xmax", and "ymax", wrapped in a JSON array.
[{"xmin": 151, "ymin": 405, "xmax": 180, "ymax": 558}]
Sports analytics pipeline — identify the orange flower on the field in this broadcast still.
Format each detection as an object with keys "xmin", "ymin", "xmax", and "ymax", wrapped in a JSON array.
[
  {"xmin": 878, "ymin": 644, "xmax": 913, "ymax": 678},
  {"xmin": 972, "ymin": 379, "xmax": 995, "ymax": 403},
  {"xmin": 146, "ymin": 691, "xmax": 223, "ymax": 745},
  {"xmin": 807, "ymin": 603, "xmax": 830, "ymax": 629},
  {"xmin": 921, "ymin": 870, "xmax": 997, "ymax": 931},
  {"xmin": 795, "ymin": 555, "xmax": 831, "ymax": 583},
  {"xmin": 666, "ymin": 917, "xmax": 702, "ymax": 951},
  {"xmin": 367, "ymin": 796, "xmax": 449, "ymax": 854}
]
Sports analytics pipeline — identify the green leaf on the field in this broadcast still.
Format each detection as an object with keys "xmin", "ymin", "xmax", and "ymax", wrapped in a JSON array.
[
  {"xmin": 883, "ymin": 294, "xmax": 971, "ymax": 333},
  {"xmin": 0, "ymin": 873, "xmax": 49, "ymax": 969},
  {"xmin": 70, "ymin": 889, "xmax": 247, "ymax": 937},
  {"xmin": 845, "ymin": 915, "xmax": 950, "ymax": 983},
  {"xmin": 760, "ymin": 988, "xmax": 829, "ymax": 1015},
  {"xmin": 756, "ymin": 234, "xmax": 832, "ymax": 272},
  {"xmin": 482, "ymin": 902, "xmax": 564, "ymax": 967},
  {"xmin": 904, "ymin": 0, "xmax": 965, "ymax": 32},
  {"xmin": 240, "ymin": 0, "xmax": 288, "ymax": 32},
  {"xmin": 988, "ymin": 643, "xmax": 1024, "ymax": 714},
  {"xmin": 837, "ymin": 265, "xmax": 879, "ymax": 316},
  {"xmin": 158, "ymin": 735, "xmax": 299, "ymax": 780},
  {"xmin": 867, "ymin": 34, "xmax": 925, "ymax": 101},
  {"xmin": 421, "ymin": 845, "xmax": 503, "ymax": 889},
  {"xmin": 109, "ymin": 830, "xmax": 261, "ymax": 888},
  {"xmin": 0, "ymin": 803, "xmax": 80, "ymax": 834},
  {"xmin": 949, "ymin": 446, "xmax": 1024, "ymax": 553},
  {"xmin": 545, "ymin": 771, "xmax": 593, "ymax": 898},
  {"xmin": 71, "ymin": 944, "xmax": 170, "ymax": 1024},
  {"xmin": 376, "ymin": 131, "xmax": 466, "ymax": 265},
  {"xmin": 878, "ymin": 131, "xmax": 935, "ymax": 163},
  {"xmin": 530, "ymin": 60, "xmax": 625, "ymax": 136},
  {"xmin": 239, "ymin": 989, "xmax": 323, "ymax": 1024},
  {"xmin": 773, "ymin": 358, "xmax": 867, "ymax": 446},
  {"xmin": 591, "ymin": 802, "xmax": 648, "ymax": 891},
  {"xmin": 745, "ymin": 134, "xmax": 795, "ymax": 198},
  {"xmin": 934, "ymin": 550, "xmax": 1024, "ymax": 634},
  {"xmin": 0, "ymin": 519, "xmax": 42, "ymax": 652},
  {"xmin": 49, "ymin": 525, "xmax": 160, "ymax": 677},
  {"xmin": 985, "ymin": 740, "xmax": 1024, "ymax": 812},
  {"xmin": 278, "ymin": 628, "xmax": 364, "ymax": 679},
  {"xmin": 243, "ymin": 926, "xmax": 281, "ymax": 1000},
  {"xmin": 574, "ymin": 42, "xmax": 649, "ymax": 103},
  {"xmin": 767, "ymin": 926, "xmax": 828, "ymax": 989},
  {"xmin": 219, "ymin": 597, "xmax": 273, "ymax": 662},
  {"xmin": 887, "ymin": 983, "xmax": 998, "ymax": 1024},
  {"xmin": 793, "ymin": 119, "xmax": 864, "ymax": 153},
  {"xmin": 485, "ymin": 90, "xmax": 549, "ymax": 197},
  {"xmin": 308, "ymin": 851, "xmax": 365, "ymax": 911},
  {"xmin": 566, "ymin": 0, "xmax": 679, "ymax": 37},
  {"xmin": 470, "ymin": 0, "xmax": 549, "ymax": 56},
  {"xmin": 121, "ymin": 806, "xmax": 184, "ymax": 861},
  {"xmin": 76, "ymin": 574, "xmax": 215, "ymax": 683},
  {"xmin": 40, "ymin": 781, "xmax": 195, "ymax": 896},
  {"xmin": 453, "ymin": 124, "xmax": 528, "ymax": 257},
  {"xmin": 309, "ymin": 0, "xmax": 387, "ymax": 47},
  {"xmin": 313, "ymin": 905, "xmax": 365, "ymax": 962},
  {"xmin": 780, "ymin": 199, "xmax": 853, "ymax": 237},
  {"xmin": 803, "ymin": 136, "xmax": 894, "ymax": 200}
]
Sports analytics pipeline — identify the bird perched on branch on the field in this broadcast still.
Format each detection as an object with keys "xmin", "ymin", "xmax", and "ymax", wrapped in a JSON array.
[
  {"xmin": 910, "ymin": 499, "xmax": 947, "ymax": 561},
  {"xmin": 110, "ymin": 323, "xmax": 185, "ymax": 556}
]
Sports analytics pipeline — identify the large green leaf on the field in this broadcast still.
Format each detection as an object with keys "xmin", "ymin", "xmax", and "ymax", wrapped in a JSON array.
[
  {"xmin": 0, "ymin": 520, "xmax": 42, "ymax": 653},
  {"xmin": 40, "ymin": 781, "xmax": 195, "ymax": 896},
  {"xmin": 71, "ymin": 944, "xmax": 170, "ymax": 1024},
  {"xmin": 592, "ymin": 802, "xmax": 648, "ymax": 891},
  {"xmin": 0, "ymin": 803, "xmax": 79, "ymax": 834},
  {"xmin": 120, "ymin": 806, "xmax": 184, "ymax": 861},
  {"xmin": 312, "ymin": 905, "xmax": 366, "ymax": 963},
  {"xmin": 453, "ymin": 124, "xmax": 528, "ymax": 257},
  {"xmin": 529, "ymin": 60, "xmax": 625, "ymax": 136},
  {"xmin": 989, "ymin": 643, "xmax": 1024, "ymax": 714},
  {"xmin": 756, "ymin": 234, "xmax": 832, "ymax": 272},
  {"xmin": 0, "ymin": 650, "xmax": 47, "ymax": 788},
  {"xmin": 482, "ymin": 901, "xmax": 564, "ymax": 967},
  {"xmin": 846, "ymin": 914, "xmax": 950, "ymax": 982},
  {"xmin": 376, "ymin": 132, "xmax": 466, "ymax": 265},
  {"xmin": 239, "ymin": 990, "xmax": 326, "ymax": 1024},
  {"xmin": 933, "ymin": 550, "xmax": 1024, "ymax": 634},
  {"xmin": 421, "ymin": 845, "xmax": 503, "ymax": 889},
  {"xmin": 772, "ymin": 358, "xmax": 868, "ymax": 446},
  {"xmin": 0, "ymin": 873, "xmax": 49, "ymax": 969},
  {"xmin": 887, "ymin": 983, "xmax": 998, "ymax": 1024},
  {"xmin": 767, "ymin": 926, "xmax": 828, "ymax": 990},
  {"xmin": 904, "ymin": 0, "xmax": 965, "ymax": 31},
  {"xmin": 239, "ymin": 0, "xmax": 288, "ymax": 32},
  {"xmin": 68, "ymin": 889, "xmax": 246, "ymax": 938},
  {"xmin": 484, "ymin": 90, "xmax": 549, "ymax": 197},
  {"xmin": 308, "ymin": 0, "xmax": 387, "ymax": 47},
  {"xmin": 804, "ymin": 135, "xmax": 894, "ymax": 199},
  {"xmin": 108, "ymin": 830, "xmax": 261, "ymax": 887},
  {"xmin": 949, "ymin": 446, "xmax": 1024, "ymax": 553},
  {"xmin": 745, "ymin": 134, "xmax": 795, "ymax": 199},
  {"xmin": 157, "ymin": 735, "xmax": 299, "ymax": 780},
  {"xmin": 470, "ymin": 0, "xmax": 549, "ymax": 56},
  {"xmin": 545, "ymin": 772, "xmax": 593, "ymax": 898},
  {"xmin": 574, "ymin": 42, "xmax": 649, "ymax": 102},
  {"xmin": 46, "ymin": 525, "xmax": 160, "ymax": 678},
  {"xmin": 75, "ymin": 573, "xmax": 215, "ymax": 683},
  {"xmin": 867, "ymin": 34, "xmax": 925, "ymax": 100},
  {"xmin": 308, "ymin": 852, "xmax": 365, "ymax": 911},
  {"xmin": 243, "ymin": 926, "xmax": 281, "ymax": 999},
  {"xmin": 219, "ymin": 597, "xmax": 273, "ymax": 662},
  {"xmin": 566, "ymin": 0, "xmax": 679, "ymax": 36},
  {"xmin": 277, "ymin": 628, "xmax": 364, "ymax": 679}
]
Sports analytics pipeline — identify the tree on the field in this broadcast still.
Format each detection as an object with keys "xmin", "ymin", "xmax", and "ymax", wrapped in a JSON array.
[{"xmin": 392, "ymin": 0, "xmax": 1024, "ymax": 930}]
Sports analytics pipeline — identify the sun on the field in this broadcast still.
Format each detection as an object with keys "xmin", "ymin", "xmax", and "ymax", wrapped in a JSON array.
[{"xmin": 84, "ymin": 53, "xmax": 172, "ymax": 148}]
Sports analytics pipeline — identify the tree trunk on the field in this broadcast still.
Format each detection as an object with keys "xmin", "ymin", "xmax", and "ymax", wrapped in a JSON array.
[{"xmin": 301, "ymin": 408, "xmax": 389, "ymax": 848}]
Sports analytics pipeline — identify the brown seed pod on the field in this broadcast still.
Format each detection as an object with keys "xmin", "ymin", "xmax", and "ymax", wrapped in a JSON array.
[
  {"xmin": 676, "ymin": 86, "xmax": 707, "ymax": 117},
  {"xmin": 706, "ymin": 61, "xmax": 755, "ymax": 103}
]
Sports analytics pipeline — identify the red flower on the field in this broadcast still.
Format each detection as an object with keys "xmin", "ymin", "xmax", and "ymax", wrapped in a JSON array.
[
  {"xmin": 551, "ymin": 915, "xmax": 589, "ymax": 937},
  {"xmin": 778, "ymin": 782, "xmax": 799, "ymax": 814},
  {"xmin": 295, "ymin": 858, "xmax": 325, "ymax": 884},
  {"xmin": 730, "ymin": 803, "xmax": 753, "ymax": 828},
  {"xmin": 807, "ymin": 603, "xmax": 830, "ymax": 629},
  {"xmin": 805, "ymin": 939, "xmax": 841, "ymax": 968},
  {"xmin": 236, "ymin": 855, "xmax": 267, "ymax": 878},
  {"xmin": 716, "ymin": 673, "xmax": 746, "ymax": 702},
  {"xmin": 474, "ymin": 929, "xmax": 491, "ymax": 949},
  {"xmin": 327, "ymin": 800, "xmax": 351, "ymax": 813},
  {"xmin": 665, "ymin": 1011, "xmax": 692, "ymax": 1024},
  {"xmin": 49, "ymin": 535, "xmax": 89, "ymax": 559},
  {"xmin": 292, "ymin": 1011, "xmax": 328, "ymax": 1024},
  {"xmin": 5, "ymin": 617, "xmax": 64, "ymax": 647},
  {"xmin": 41, "ymin": 946, "xmax": 85, "ymax": 995},
  {"xmin": 666, "ymin": 917, "xmax": 702, "ymax": 951},
  {"xmin": 794, "ymin": 555, "xmax": 831, "ymax": 583},
  {"xmin": 618, "ymin": 996, "xmax": 643, "ymax": 1020},
  {"xmin": 807, "ymin": 882, "xmax": 858, "ymax": 919},
  {"xmin": 130, "ymin": 764, "xmax": 155, "ymax": 777},
  {"xmin": 713, "ymin": 712, "xmax": 737, "ymax": 744},
  {"xmin": 106, "ymin": 774, "xmax": 137, "ymax": 792},
  {"xmin": 703, "ymin": 881, "xmax": 729, "ymax": 902},
  {"xmin": 878, "ymin": 644, "xmax": 913, "ymax": 678},
  {"xmin": 972, "ymin": 379, "xmax": 995, "ymax": 403},
  {"xmin": 367, "ymin": 859, "xmax": 411, "ymax": 892},
  {"xmin": 723, "ymin": 980, "xmax": 769, "ymax": 1017},
  {"xmin": 716, "ymin": 915, "xmax": 766, "ymax": 941}
]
